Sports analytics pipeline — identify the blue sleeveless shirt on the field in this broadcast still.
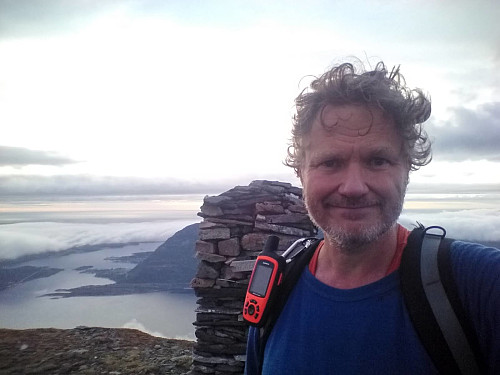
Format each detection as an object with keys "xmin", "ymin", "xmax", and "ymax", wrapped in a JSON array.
[{"xmin": 245, "ymin": 241, "xmax": 500, "ymax": 374}]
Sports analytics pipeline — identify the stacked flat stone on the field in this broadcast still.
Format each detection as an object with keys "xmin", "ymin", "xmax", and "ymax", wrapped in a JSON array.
[{"xmin": 189, "ymin": 180, "xmax": 316, "ymax": 375}]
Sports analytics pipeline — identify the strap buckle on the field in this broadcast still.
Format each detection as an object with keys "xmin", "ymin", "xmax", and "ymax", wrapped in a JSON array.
[{"xmin": 282, "ymin": 237, "xmax": 318, "ymax": 263}]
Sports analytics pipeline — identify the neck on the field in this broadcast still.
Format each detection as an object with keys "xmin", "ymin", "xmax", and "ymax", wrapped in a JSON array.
[{"xmin": 315, "ymin": 224, "xmax": 399, "ymax": 289}]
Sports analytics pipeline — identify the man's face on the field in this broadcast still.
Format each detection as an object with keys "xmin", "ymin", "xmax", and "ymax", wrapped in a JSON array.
[{"xmin": 299, "ymin": 104, "xmax": 409, "ymax": 250}]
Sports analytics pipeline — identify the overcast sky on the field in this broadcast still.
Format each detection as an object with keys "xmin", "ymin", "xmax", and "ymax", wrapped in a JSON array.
[{"xmin": 1, "ymin": 0, "xmax": 499, "ymax": 197}]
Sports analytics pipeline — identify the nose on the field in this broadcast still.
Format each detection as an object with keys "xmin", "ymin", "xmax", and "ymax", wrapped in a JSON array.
[{"xmin": 338, "ymin": 163, "xmax": 369, "ymax": 197}]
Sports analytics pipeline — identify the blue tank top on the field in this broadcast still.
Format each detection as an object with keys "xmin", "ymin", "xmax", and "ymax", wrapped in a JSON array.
[
  {"xmin": 245, "ymin": 241, "xmax": 500, "ymax": 375},
  {"xmin": 262, "ymin": 269, "xmax": 438, "ymax": 374}
]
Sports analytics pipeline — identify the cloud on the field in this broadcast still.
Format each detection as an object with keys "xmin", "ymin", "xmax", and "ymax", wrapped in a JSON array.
[
  {"xmin": 407, "ymin": 182, "xmax": 500, "ymax": 195},
  {"xmin": 122, "ymin": 318, "xmax": 167, "ymax": 338},
  {"xmin": 400, "ymin": 208, "xmax": 500, "ymax": 243},
  {"xmin": 0, "ymin": 146, "xmax": 77, "ymax": 167},
  {"xmin": 427, "ymin": 102, "xmax": 500, "ymax": 161},
  {"xmin": 0, "ymin": 174, "xmax": 232, "ymax": 196},
  {"xmin": 0, "ymin": 172, "xmax": 299, "ymax": 197},
  {"xmin": 122, "ymin": 318, "xmax": 194, "ymax": 340},
  {"xmin": 0, "ymin": 0, "xmax": 120, "ymax": 38},
  {"xmin": 0, "ymin": 219, "xmax": 196, "ymax": 261},
  {"xmin": 2, "ymin": 173, "xmax": 495, "ymax": 198}
]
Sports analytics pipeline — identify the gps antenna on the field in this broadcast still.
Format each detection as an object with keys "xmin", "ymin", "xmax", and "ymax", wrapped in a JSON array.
[{"xmin": 263, "ymin": 235, "xmax": 280, "ymax": 254}]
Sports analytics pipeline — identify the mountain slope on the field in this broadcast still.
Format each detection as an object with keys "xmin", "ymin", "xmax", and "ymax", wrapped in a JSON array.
[{"xmin": 124, "ymin": 223, "xmax": 199, "ymax": 285}]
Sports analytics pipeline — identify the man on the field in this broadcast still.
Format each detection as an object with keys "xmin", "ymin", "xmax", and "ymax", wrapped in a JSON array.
[{"xmin": 244, "ymin": 62, "xmax": 500, "ymax": 374}]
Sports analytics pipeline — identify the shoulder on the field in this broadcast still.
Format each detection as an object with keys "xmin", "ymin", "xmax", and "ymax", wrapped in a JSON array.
[
  {"xmin": 448, "ymin": 240, "xmax": 500, "ymax": 316},
  {"xmin": 451, "ymin": 240, "xmax": 500, "ymax": 254},
  {"xmin": 450, "ymin": 240, "xmax": 500, "ymax": 276},
  {"xmin": 449, "ymin": 240, "xmax": 500, "ymax": 371}
]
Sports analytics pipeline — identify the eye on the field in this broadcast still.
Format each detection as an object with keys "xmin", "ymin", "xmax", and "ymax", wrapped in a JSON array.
[
  {"xmin": 320, "ymin": 158, "xmax": 342, "ymax": 169},
  {"xmin": 370, "ymin": 157, "xmax": 391, "ymax": 168},
  {"xmin": 322, "ymin": 159, "xmax": 337, "ymax": 167}
]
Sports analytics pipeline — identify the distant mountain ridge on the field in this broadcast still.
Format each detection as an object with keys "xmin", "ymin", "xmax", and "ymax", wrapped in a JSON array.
[
  {"xmin": 43, "ymin": 223, "xmax": 200, "ymax": 297},
  {"xmin": 125, "ymin": 223, "xmax": 199, "ymax": 284}
]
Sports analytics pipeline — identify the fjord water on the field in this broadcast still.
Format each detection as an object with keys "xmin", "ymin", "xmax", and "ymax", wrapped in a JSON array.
[{"xmin": 0, "ymin": 241, "xmax": 197, "ymax": 339}]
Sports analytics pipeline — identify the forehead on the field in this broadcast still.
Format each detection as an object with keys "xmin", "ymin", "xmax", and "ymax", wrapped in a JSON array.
[
  {"xmin": 301, "ymin": 104, "xmax": 404, "ymax": 161},
  {"xmin": 314, "ymin": 104, "xmax": 397, "ymax": 138}
]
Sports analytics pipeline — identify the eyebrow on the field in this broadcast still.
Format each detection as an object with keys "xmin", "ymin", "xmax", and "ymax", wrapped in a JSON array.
[
  {"xmin": 307, "ymin": 145, "xmax": 403, "ymax": 165},
  {"xmin": 306, "ymin": 151, "xmax": 345, "ymax": 165},
  {"xmin": 367, "ymin": 146, "xmax": 399, "ymax": 156}
]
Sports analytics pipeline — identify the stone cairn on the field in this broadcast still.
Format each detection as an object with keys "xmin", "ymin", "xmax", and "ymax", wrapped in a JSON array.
[{"xmin": 189, "ymin": 180, "xmax": 317, "ymax": 375}]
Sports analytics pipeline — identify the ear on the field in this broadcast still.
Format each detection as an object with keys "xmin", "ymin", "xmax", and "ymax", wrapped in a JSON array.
[{"xmin": 297, "ymin": 168, "xmax": 304, "ymax": 185}]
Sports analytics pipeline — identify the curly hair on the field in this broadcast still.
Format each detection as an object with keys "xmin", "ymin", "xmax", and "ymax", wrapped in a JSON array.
[{"xmin": 285, "ymin": 61, "xmax": 432, "ymax": 175}]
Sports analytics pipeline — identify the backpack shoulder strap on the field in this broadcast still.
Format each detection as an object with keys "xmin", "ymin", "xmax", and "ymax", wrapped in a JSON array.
[
  {"xmin": 256, "ymin": 238, "xmax": 321, "ymax": 371},
  {"xmin": 400, "ymin": 226, "xmax": 483, "ymax": 374},
  {"xmin": 437, "ymin": 234, "xmax": 485, "ymax": 374}
]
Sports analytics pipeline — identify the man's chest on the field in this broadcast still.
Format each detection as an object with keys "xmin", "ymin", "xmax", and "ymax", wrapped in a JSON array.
[{"xmin": 262, "ymin": 271, "xmax": 438, "ymax": 374}]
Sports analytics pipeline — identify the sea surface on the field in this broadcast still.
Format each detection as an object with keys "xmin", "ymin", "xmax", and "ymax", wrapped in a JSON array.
[{"xmin": 0, "ymin": 241, "xmax": 198, "ymax": 340}]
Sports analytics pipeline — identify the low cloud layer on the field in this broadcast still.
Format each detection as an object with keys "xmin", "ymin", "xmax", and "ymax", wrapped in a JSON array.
[
  {"xmin": 0, "ymin": 219, "xmax": 196, "ymax": 261},
  {"xmin": 122, "ymin": 318, "xmax": 168, "ymax": 338},
  {"xmin": 0, "ymin": 146, "xmax": 76, "ymax": 167},
  {"xmin": 407, "ymin": 182, "xmax": 500, "ymax": 195},
  {"xmin": 400, "ymin": 208, "xmax": 500, "ymax": 243},
  {"xmin": 122, "ymin": 318, "xmax": 195, "ymax": 341},
  {"xmin": 428, "ymin": 102, "xmax": 500, "ymax": 161},
  {"xmin": 1, "ymin": 208, "xmax": 498, "ymax": 262}
]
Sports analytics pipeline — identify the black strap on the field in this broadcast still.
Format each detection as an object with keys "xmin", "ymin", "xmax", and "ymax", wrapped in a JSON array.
[
  {"xmin": 257, "ymin": 239, "xmax": 320, "ymax": 372},
  {"xmin": 400, "ymin": 227, "xmax": 483, "ymax": 374}
]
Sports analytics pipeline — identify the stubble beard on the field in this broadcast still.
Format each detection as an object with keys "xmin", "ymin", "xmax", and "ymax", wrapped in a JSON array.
[{"xmin": 304, "ymin": 188, "xmax": 406, "ymax": 253}]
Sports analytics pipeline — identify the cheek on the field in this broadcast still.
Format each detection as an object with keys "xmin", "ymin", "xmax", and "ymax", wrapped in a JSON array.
[
  {"xmin": 303, "ymin": 172, "xmax": 336, "ymax": 200},
  {"xmin": 381, "ymin": 173, "xmax": 408, "ymax": 201},
  {"xmin": 393, "ymin": 170, "xmax": 409, "ymax": 191}
]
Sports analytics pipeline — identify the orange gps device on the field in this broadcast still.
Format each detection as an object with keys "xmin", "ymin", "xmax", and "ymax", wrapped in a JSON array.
[{"xmin": 243, "ymin": 235, "xmax": 285, "ymax": 326}]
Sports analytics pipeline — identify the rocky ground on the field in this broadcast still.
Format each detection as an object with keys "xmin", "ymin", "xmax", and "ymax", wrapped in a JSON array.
[{"xmin": 0, "ymin": 327, "xmax": 194, "ymax": 374}]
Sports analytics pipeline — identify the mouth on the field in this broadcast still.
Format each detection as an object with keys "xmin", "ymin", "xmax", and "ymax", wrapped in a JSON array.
[
  {"xmin": 335, "ymin": 204, "xmax": 377, "ymax": 209},
  {"xmin": 335, "ymin": 206, "xmax": 377, "ymax": 221},
  {"xmin": 324, "ymin": 199, "xmax": 381, "ymax": 219},
  {"xmin": 325, "ymin": 199, "xmax": 380, "ymax": 210}
]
